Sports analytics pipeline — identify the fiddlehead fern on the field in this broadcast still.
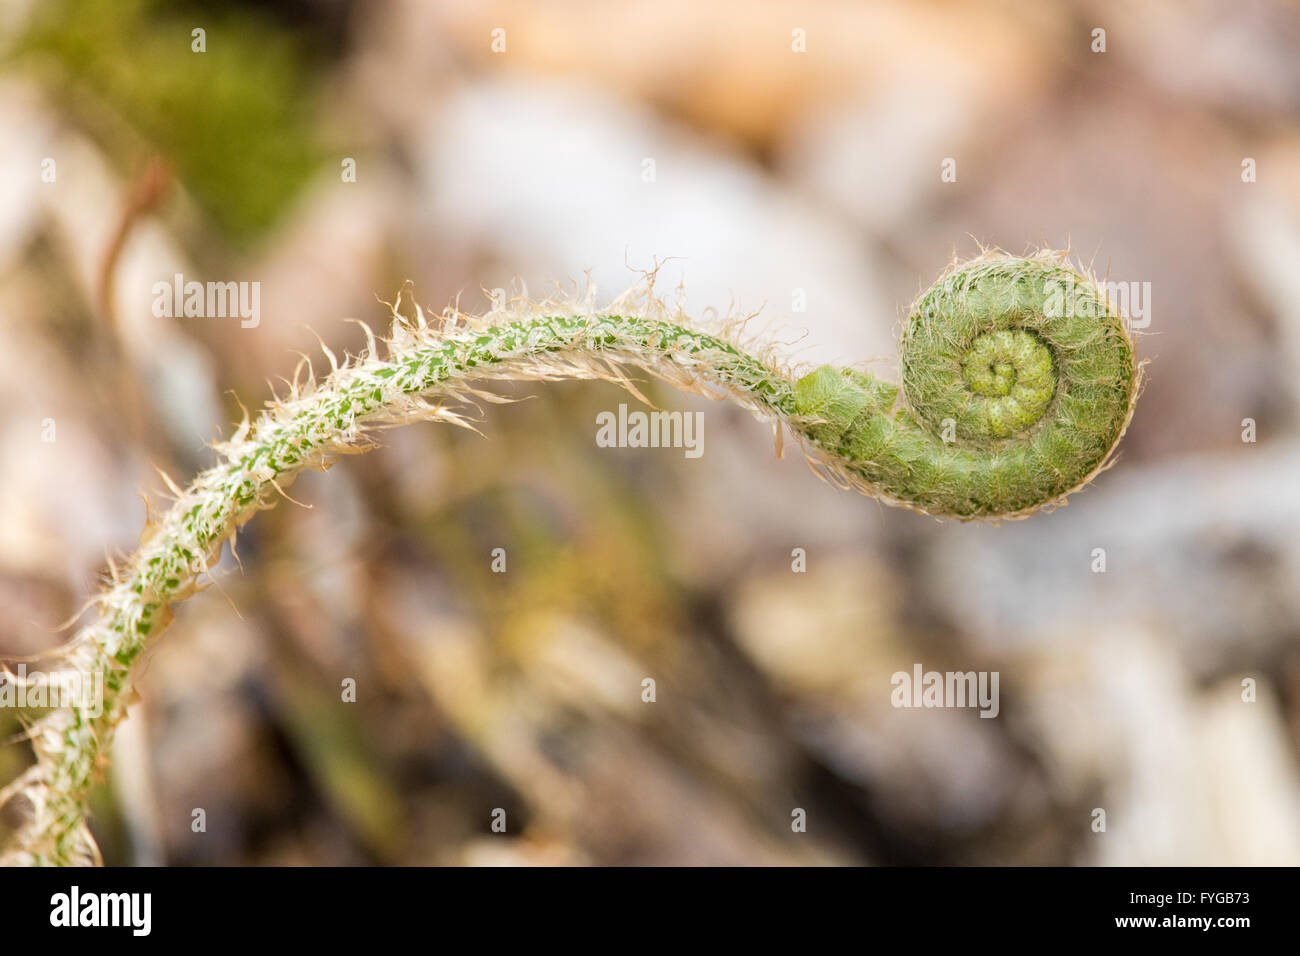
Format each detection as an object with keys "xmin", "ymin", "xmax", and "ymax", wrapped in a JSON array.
[
  {"xmin": 0, "ymin": 249, "xmax": 1139, "ymax": 865},
  {"xmin": 793, "ymin": 250, "xmax": 1139, "ymax": 517}
]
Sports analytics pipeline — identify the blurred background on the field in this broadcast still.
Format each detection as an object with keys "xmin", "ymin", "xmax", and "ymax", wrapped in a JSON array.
[{"xmin": 2, "ymin": 0, "xmax": 1300, "ymax": 865}]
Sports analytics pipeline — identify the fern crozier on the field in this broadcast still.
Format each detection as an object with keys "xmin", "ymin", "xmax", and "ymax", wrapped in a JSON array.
[{"xmin": 0, "ymin": 249, "xmax": 1140, "ymax": 865}]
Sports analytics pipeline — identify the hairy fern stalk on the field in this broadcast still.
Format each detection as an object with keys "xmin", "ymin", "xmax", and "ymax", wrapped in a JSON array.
[{"xmin": 1, "ymin": 249, "xmax": 1139, "ymax": 865}]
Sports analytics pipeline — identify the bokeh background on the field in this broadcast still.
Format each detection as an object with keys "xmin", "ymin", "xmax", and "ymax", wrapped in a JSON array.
[{"xmin": 2, "ymin": 0, "xmax": 1300, "ymax": 865}]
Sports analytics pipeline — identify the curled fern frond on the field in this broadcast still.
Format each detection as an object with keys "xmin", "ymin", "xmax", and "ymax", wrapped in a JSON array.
[
  {"xmin": 793, "ymin": 249, "xmax": 1140, "ymax": 517},
  {"xmin": 0, "ymin": 249, "xmax": 1140, "ymax": 865}
]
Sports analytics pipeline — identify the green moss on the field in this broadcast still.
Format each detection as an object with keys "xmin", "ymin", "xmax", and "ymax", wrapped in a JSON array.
[{"xmin": 17, "ymin": 0, "xmax": 324, "ymax": 243}]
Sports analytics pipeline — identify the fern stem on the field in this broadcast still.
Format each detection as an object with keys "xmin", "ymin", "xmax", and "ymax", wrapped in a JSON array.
[{"xmin": 1, "ymin": 251, "xmax": 1138, "ymax": 865}]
